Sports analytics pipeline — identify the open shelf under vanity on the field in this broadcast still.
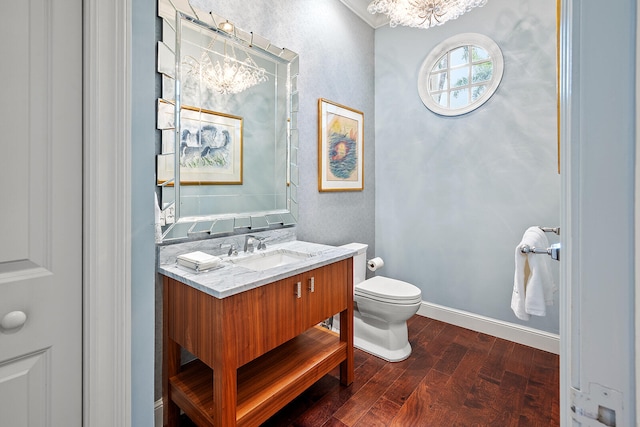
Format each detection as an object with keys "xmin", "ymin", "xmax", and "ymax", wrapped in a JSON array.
[{"xmin": 170, "ymin": 327, "xmax": 346, "ymax": 426}]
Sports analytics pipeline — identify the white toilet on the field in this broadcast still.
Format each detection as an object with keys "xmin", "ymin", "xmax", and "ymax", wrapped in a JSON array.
[{"xmin": 335, "ymin": 243, "xmax": 422, "ymax": 362}]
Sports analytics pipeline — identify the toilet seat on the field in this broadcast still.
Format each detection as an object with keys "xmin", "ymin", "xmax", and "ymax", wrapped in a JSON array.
[{"xmin": 355, "ymin": 276, "xmax": 422, "ymax": 305}]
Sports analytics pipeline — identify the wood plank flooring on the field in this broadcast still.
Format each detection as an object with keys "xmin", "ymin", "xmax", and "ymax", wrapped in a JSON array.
[{"xmin": 179, "ymin": 315, "xmax": 559, "ymax": 426}]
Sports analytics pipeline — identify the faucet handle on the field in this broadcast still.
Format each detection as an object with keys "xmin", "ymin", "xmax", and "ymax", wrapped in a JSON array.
[
  {"xmin": 220, "ymin": 243, "xmax": 238, "ymax": 256},
  {"xmin": 255, "ymin": 236, "xmax": 266, "ymax": 250}
]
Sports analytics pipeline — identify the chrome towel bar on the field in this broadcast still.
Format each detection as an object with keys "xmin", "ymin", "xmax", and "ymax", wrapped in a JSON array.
[
  {"xmin": 520, "ymin": 226, "xmax": 561, "ymax": 261},
  {"xmin": 521, "ymin": 243, "xmax": 561, "ymax": 261}
]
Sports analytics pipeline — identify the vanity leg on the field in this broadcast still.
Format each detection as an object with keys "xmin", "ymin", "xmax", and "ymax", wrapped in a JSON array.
[
  {"xmin": 213, "ymin": 304, "xmax": 238, "ymax": 426},
  {"xmin": 163, "ymin": 278, "xmax": 181, "ymax": 427},
  {"xmin": 339, "ymin": 308, "xmax": 354, "ymax": 386},
  {"xmin": 339, "ymin": 258, "xmax": 354, "ymax": 386},
  {"xmin": 212, "ymin": 364, "xmax": 237, "ymax": 426},
  {"xmin": 163, "ymin": 339, "xmax": 180, "ymax": 426}
]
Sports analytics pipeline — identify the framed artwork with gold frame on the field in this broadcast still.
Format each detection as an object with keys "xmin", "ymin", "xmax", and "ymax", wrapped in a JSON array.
[{"xmin": 317, "ymin": 98, "xmax": 364, "ymax": 192}]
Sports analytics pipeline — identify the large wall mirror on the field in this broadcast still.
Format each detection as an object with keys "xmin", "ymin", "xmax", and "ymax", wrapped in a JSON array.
[{"xmin": 157, "ymin": 0, "xmax": 300, "ymax": 241}]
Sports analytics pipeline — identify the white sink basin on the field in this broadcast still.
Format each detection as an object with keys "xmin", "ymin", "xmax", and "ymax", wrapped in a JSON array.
[{"xmin": 228, "ymin": 249, "xmax": 311, "ymax": 272}]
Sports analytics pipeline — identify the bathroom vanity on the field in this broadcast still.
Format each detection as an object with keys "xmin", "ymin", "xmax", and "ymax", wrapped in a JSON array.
[{"xmin": 159, "ymin": 241, "xmax": 355, "ymax": 427}]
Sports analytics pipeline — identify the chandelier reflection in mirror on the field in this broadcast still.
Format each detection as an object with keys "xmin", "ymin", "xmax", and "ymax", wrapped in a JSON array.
[
  {"xmin": 368, "ymin": 0, "xmax": 487, "ymax": 29},
  {"xmin": 183, "ymin": 35, "xmax": 268, "ymax": 95}
]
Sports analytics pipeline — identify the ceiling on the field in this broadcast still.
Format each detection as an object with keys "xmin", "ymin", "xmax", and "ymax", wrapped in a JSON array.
[{"xmin": 338, "ymin": 0, "xmax": 390, "ymax": 28}]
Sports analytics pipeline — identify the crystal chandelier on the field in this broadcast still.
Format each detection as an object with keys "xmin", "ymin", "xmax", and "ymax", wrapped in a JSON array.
[
  {"xmin": 367, "ymin": 0, "xmax": 488, "ymax": 29},
  {"xmin": 183, "ymin": 39, "xmax": 268, "ymax": 95}
]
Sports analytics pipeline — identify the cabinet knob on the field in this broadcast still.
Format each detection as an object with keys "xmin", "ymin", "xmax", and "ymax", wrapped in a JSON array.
[
  {"xmin": 295, "ymin": 282, "xmax": 302, "ymax": 298},
  {"xmin": 1, "ymin": 311, "xmax": 27, "ymax": 330},
  {"xmin": 308, "ymin": 277, "xmax": 315, "ymax": 293}
]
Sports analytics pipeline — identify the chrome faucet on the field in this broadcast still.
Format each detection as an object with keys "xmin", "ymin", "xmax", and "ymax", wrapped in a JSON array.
[
  {"xmin": 244, "ymin": 235, "xmax": 266, "ymax": 253},
  {"xmin": 244, "ymin": 235, "xmax": 257, "ymax": 253}
]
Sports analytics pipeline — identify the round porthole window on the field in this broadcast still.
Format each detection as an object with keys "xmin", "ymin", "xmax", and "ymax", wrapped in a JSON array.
[{"xmin": 417, "ymin": 33, "xmax": 504, "ymax": 116}]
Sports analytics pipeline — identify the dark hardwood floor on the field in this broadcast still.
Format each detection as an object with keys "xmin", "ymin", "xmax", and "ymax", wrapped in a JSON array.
[{"xmin": 179, "ymin": 315, "xmax": 560, "ymax": 426}]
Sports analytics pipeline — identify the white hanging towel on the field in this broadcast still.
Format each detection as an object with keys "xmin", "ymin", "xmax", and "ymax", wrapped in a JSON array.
[{"xmin": 511, "ymin": 227, "xmax": 557, "ymax": 320}]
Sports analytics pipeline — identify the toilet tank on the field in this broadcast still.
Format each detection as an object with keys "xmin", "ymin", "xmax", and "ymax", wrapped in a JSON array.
[{"xmin": 340, "ymin": 243, "xmax": 368, "ymax": 286}]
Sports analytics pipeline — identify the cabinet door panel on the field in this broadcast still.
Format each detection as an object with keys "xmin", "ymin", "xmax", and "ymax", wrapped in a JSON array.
[
  {"xmin": 230, "ymin": 276, "xmax": 304, "ymax": 366},
  {"xmin": 304, "ymin": 260, "xmax": 349, "ymax": 328},
  {"xmin": 166, "ymin": 277, "xmax": 203, "ymax": 356}
]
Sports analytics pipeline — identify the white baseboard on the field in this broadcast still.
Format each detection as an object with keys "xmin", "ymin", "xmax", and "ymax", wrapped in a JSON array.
[
  {"xmin": 417, "ymin": 301, "xmax": 560, "ymax": 354},
  {"xmin": 155, "ymin": 399, "xmax": 163, "ymax": 427}
]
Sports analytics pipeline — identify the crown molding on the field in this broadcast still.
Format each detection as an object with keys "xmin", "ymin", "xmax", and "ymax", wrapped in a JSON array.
[{"xmin": 338, "ymin": 0, "xmax": 389, "ymax": 29}]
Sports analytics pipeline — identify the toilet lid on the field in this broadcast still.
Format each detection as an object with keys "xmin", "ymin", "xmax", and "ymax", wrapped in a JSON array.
[{"xmin": 355, "ymin": 276, "xmax": 422, "ymax": 304}]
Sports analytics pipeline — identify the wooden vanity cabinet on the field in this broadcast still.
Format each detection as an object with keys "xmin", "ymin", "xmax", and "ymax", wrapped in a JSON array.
[{"xmin": 162, "ymin": 257, "xmax": 354, "ymax": 427}]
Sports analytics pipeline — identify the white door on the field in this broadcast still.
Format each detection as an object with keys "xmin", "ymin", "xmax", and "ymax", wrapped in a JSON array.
[
  {"xmin": 560, "ymin": 0, "xmax": 636, "ymax": 425},
  {"xmin": 0, "ymin": 0, "xmax": 83, "ymax": 425}
]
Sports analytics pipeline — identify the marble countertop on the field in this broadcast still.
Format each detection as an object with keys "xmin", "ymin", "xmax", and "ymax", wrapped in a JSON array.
[{"xmin": 158, "ymin": 240, "xmax": 356, "ymax": 299}]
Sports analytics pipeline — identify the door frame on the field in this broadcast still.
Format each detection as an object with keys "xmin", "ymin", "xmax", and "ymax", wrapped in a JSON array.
[
  {"xmin": 560, "ymin": 0, "xmax": 637, "ymax": 425},
  {"xmin": 636, "ymin": 0, "xmax": 640, "ymax": 422},
  {"xmin": 83, "ymin": 0, "xmax": 131, "ymax": 425},
  {"xmin": 558, "ymin": 3, "xmax": 572, "ymax": 425}
]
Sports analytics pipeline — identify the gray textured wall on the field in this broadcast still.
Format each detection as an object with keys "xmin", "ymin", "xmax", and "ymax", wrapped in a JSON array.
[{"xmin": 374, "ymin": 0, "xmax": 560, "ymax": 333}]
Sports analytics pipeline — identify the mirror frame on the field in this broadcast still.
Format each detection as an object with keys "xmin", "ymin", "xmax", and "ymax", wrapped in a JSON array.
[{"xmin": 156, "ymin": 3, "xmax": 300, "ymax": 242}]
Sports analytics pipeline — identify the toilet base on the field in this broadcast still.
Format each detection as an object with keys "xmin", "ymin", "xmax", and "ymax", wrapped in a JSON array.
[
  {"xmin": 332, "ymin": 311, "xmax": 413, "ymax": 362},
  {"xmin": 354, "ymin": 311, "xmax": 412, "ymax": 362}
]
